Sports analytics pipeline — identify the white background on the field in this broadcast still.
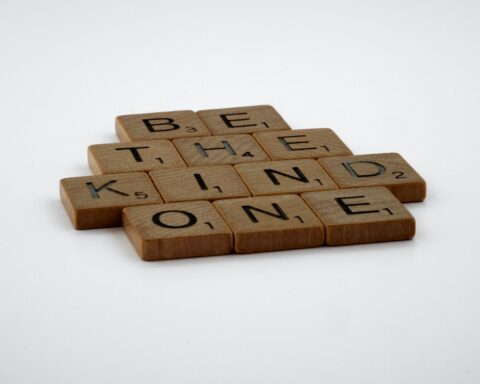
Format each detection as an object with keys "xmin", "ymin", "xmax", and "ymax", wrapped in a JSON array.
[{"xmin": 1, "ymin": 0, "xmax": 479, "ymax": 383}]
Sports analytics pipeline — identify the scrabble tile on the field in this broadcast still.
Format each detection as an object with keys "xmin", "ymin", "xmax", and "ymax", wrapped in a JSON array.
[
  {"xmin": 197, "ymin": 105, "xmax": 291, "ymax": 135},
  {"xmin": 60, "ymin": 172, "xmax": 163, "ymax": 229},
  {"xmin": 88, "ymin": 140, "xmax": 186, "ymax": 174},
  {"xmin": 213, "ymin": 194, "xmax": 325, "ymax": 253},
  {"xmin": 302, "ymin": 187, "xmax": 415, "ymax": 245},
  {"xmin": 319, "ymin": 153, "xmax": 426, "ymax": 202},
  {"xmin": 173, "ymin": 134, "xmax": 270, "ymax": 166},
  {"xmin": 123, "ymin": 201, "xmax": 233, "ymax": 261},
  {"xmin": 253, "ymin": 128, "xmax": 353, "ymax": 160},
  {"xmin": 116, "ymin": 110, "xmax": 211, "ymax": 141},
  {"xmin": 234, "ymin": 159, "xmax": 338, "ymax": 196},
  {"xmin": 150, "ymin": 165, "xmax": 250, "ymax": 202}
]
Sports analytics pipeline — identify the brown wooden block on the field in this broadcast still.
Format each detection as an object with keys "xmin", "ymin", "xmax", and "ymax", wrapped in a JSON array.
[
  {"xmin": 197, "ymin": 105, "xmax": 291, "ymax": 135},
  {"xmin": 150, "ymin": 165, "xmax": 250, "ymax": 202},
  {"xmin": 253, "ymin": 128, "xmax": 353, "ymax": 160},
  {"xmin": 88, "ymin": 140, "xmax": 186, "ymax": 174},
  {"xmin": 123, "ymin": 201, "xmax": 233, "ymax": 261},
  {"xmin": 60, "ymin": 172, "xmax": 163, "ymax": 229},
  {"xmin": 173, "ymin": 134, "xmax": 270, "ymax": 166},
  {"xmin": 116, "ymin": 110, "xmax": 211, "ymax": 141},
  {"xmin": 301, "ymin": 186, "xmax": 415, "ymax": 245},
  {"xmin": 319, "ymin": 153, "xmax": 426, "ymax": 203},
  {"xmin": 234, "ymin": 159, "xmax": 338, "ymax": 196},
  {"xmin": 213, "ymin": 194, "xmax": 325, "ymax": 253}
]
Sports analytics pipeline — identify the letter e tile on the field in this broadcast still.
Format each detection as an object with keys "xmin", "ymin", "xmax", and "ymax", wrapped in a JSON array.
[{"xmin": 302, "ymin": 186, "xmax": 415, "ymax": 245}]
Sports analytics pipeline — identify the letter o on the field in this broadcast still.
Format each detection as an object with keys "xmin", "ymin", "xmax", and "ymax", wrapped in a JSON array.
[{"xmin": 151, "ymin": 210, "xmax": 197, "ymax": 228}]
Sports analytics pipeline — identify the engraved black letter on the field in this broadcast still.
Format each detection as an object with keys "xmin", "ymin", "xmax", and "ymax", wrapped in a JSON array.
[
  {"xmin": 242, "ymin": 203, "xmax": 289, "ymax": 223},
  {"xmin": 278, "ymin": 135, "xmax": 316, "ymax": 151},
  {"xmin": 220, "ymin": 112, "xmax": 257, "ymax": 129},
  {"xmin": 335, "ymin": 195, "xmax": 380, "ymax": 215},
  {"xmin": 193, "ymin": 173, "xmax": 209, "ymax": 190},
  {"xmin": 86, "ymin": 180, "xmax": 129, "ymax": 199},
  {"xmin": 264, "ymin": 167, "xmax": 309, "ymax": 185},
  {"xmin": 115, "ymin": 146, "xmax": 149, "ymax": 162},
  {"xmin": 152, "ymin": 210, "xmax": 197, "ymax": 228},
  {"xmin": 342, "ymin": 161, "xmax": 386, "ymax": 178},
  {"xmin": 194, "ymin": 141, "xmax": 236, "ymax": 157},
  {"xmin": 143, "ymin": 118, "xmax": 180, "ymax": 132}
]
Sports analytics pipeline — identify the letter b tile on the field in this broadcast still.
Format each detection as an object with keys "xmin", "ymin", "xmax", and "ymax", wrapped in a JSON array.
[{"xmin": 116, "ymin": 110, "xmax": 211, "ymax": 141}]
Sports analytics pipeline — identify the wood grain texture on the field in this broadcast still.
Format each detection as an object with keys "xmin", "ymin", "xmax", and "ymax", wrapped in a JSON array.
[
  {"xmin": 173, "ymin": 134, "xmax": 270, "ymax": 166},
  {"xmin": 150, "ymin": 165, "xmax": 250, "ymax": 202},
  {"xmin": 116, "ymin": 110, "xmax": 211, "ymax": 141},
  {"xmin": 319, "ymin": 153, "xmax": 426, "ymax": 202},
  {"xmin": 197, "ymin": 105, "xmax": 291, "ymax": 135},
  {"xmin": 301, "ymin": 186, "xmax": 415, "ymax": 245},
  {"xmin": 234, "ymin": 159, "xmax": 338, "ymax": 196},
  {"xmin": 122, "ymin": 201, "xmax": 233, "ymax": 261},
  {"xmin": 88, "ymin": 140, "xmax": 186, "ymax": 174},
  {"xmin": 213, "ymin": 194, "xmax": 325, "ymax": 253},
  {"xmin": 253, "ymin": 128, "xmax": 353, "ymax": 160},
  {"xmin": 60, "ymin": 172, "xmax": 163, "ymax": 229}
]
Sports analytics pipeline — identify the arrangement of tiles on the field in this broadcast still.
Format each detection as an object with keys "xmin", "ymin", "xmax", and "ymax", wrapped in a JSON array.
[{"xmin": 60, "ymin": 105, "xmax": 426, "ymax": 261}]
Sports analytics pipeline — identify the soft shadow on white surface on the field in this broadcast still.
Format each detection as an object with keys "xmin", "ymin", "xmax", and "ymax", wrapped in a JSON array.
[{"xmin": 1, "ymin": 0, "xmax": 479, "ymax": 383}]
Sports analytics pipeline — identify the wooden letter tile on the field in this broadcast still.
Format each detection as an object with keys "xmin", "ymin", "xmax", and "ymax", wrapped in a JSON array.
[
  {"xmin": 150, "ymin": 165, "xmax": 251, "ymax": 202},
  {"xmin": 234, "ymin": 159, "xmax": 338, "ymax": 196},
  {"xmin": 60, "ymin": 172, "xmax": 163, "ymax": 229},
  {"xmin": 123, "ymin": 201, "xmax": 233, "ymax": 261},
  {"xmin": 116, "ymin": 110, "xmax": 211, "ymax": 141},
  {"xmin": 88, "ymin": 140, "xmax": 186, "ymax": 174},
  {"xmin": 213, "ymin": 194, "xmax": 324, "ymax": 253},
  {"xmin": 197, "ymin": 105, "xmax": 291, "ymax": 135},
  {"xmin": 302, "ymin": 187, "xmax": 415, "ymax": 245},
  {"xmin": 253, "ymin": 128, "xmax": 352, "ymax": 160},
  {"xmin": 173, "ymin": 134, "xmax": 270, "ymax": 166},
  {"xmin": 319, "ymin": 153, "xmax": 426, "ymax": 202}
]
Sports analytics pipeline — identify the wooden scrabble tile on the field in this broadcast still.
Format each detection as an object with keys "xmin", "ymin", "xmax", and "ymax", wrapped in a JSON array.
[
  {"xmin": 123, "ymin": 201, "xmax": 233, "ymax": 261},
  {"xmin": 116, "ymin": 110, "xmax": 211, "ymax": 141},
  {"xmin": 253, "ymin": 128, "xmax": 353, "ymax": 160},
  {"xmin": 319, "ymin": 153, "xmax": 426, "ymax": 203},
  {"xmin": 301, "ymin": 187, "xmax": 415, "ymax": 245},
  {"xmin": 173, "ymin": 134, "xmax": 270, "ymax": 166},
  {"xmin": 88, "ymin": 140, "xmax": 186, "ymax": 174},
  {"xmin": 213, "ymin": 194, "xmax": 324, "ymax": 253},
  {"xmin": 60, "ymin": 172, "xmax": 163, "ymax": 229},
  {"xmin": 150, "ymin": 165, "xmax": 250, "ymax": 202},
  {"xmin": 234, "ymin": 159, "xmax": 338, "ymax": 196},
  {"xmin": 197, "ymin": 105, "xmax": 291, "ymax": 135}
]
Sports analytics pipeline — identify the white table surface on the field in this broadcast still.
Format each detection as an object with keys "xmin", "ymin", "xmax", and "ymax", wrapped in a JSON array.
[{"xmin": 1, "ymin": 1, "xmax": 479, "ymax": 383}]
